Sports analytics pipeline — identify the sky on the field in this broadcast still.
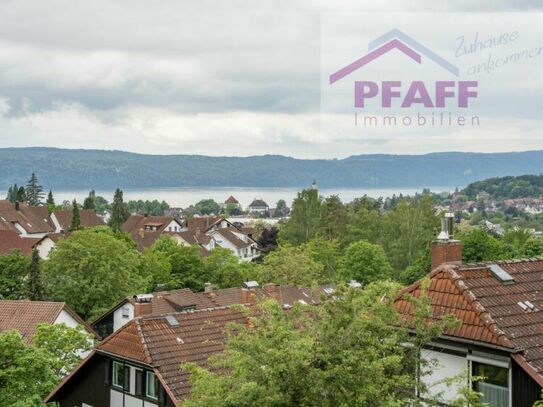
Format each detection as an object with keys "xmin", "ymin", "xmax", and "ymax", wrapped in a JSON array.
[{"xmin": 0, "ymin": 0, "xmax": 542, "ymax": 158}]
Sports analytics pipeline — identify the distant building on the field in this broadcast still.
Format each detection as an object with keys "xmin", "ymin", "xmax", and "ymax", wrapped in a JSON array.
[
  {"xmin": 164, "ymin": 207, "xmax": 185, "ymax": 219},
  {"xmin": 50, "ymin": 209, "xmax": 104, "ymax": 233},
  {"xmin": 247, "ymin": 199, "xmax": 269, "ymax": 215},
  {"xmin": 0, "ymin": 200, "xmax": 54, "ymax": 239},
  {"xmin": 223, "ymin": 196, "xmax": 240, "ymax": 208}
]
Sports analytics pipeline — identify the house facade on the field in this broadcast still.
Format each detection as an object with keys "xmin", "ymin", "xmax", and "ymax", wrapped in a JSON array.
[{"xmin": 396, "ymin": 233, "xmax": 543, "ymax": 406}]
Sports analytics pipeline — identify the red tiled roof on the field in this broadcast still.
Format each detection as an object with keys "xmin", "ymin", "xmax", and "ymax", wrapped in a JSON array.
[
  {"xmin": 396, "ymin": 258, "xmax": 543, "ymax": 381},
  {"xmin": 98, "ymin": 307, "xmax": 248, "ymax": 402},
  {"xmin": 0, "ymin": 229, "xmax": 34, "ymax": 255},
  {"xmin": 224, "ymin": 196, "xmax": 239, "ymax": 204},
  {"xmin": 186, "ymin": 216, "xmax": 223, "ymax": 233},
  {"xmin": 0, "ymin": 200, "xmax": 54, "ymax": 234},
  {"xmin": 213, "ymin": 227, "xmax": 254, "ymax": 249},
  {"xmin": 52, "ymin": 209, "xmax": 104, "ymax": 230},
  {"xmin": 0, "ymin": 300, "xmax": 97, "ymax": 342}
]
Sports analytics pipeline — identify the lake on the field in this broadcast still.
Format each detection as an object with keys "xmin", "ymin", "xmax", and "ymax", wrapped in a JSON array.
[{"xmin": 51, "ymin": 186, "xmax": 456, "ymax": 208}]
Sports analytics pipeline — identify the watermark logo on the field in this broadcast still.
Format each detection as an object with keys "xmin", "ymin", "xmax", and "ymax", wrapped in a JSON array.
[{"xmin": 327, "ymin": 28, "xmax": 479, "ymax": 127}]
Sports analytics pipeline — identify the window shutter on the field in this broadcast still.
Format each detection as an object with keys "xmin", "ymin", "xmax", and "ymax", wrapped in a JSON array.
[
  {"xmin": 123, "ymin": 365, "xmax": 131, "ymax": 392},
  {"xmin": 135, "ymin": 370, "xmax": 143, "ymax": 397},
  {"xmin": 104, "ymin": 359, "xmax": 111, "ymax": 386}
]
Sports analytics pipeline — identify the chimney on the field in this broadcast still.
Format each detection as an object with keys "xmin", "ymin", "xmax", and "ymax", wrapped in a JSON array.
[
  {"xmin": 431, "ymin": 213, "xmax": 462, "ymax": 270},
  {"xmin": 240, "ymin": 288, "xmax": 254, "ymax": 304},
  {"xmin": 204, "ymin": 282, "xmax": 213, "ymax": 293}
]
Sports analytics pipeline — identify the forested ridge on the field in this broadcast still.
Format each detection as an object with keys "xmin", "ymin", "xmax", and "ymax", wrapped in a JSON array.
[{"xmin": 1, "ymin": 147, "xmax": 543, "ymax": 189}]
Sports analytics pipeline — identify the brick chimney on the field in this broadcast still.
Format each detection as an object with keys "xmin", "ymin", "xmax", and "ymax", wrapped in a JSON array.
[
  {"xmin": 204, "ymin": 282, "xmax": 213, "ymax": 293},
  {"xmin": 431, "ymin": 213, "xmax": 462, "ymax": 270},
  {"xmin": 240, "ymin": 288, "xmax": 254, "ymax": 304}
]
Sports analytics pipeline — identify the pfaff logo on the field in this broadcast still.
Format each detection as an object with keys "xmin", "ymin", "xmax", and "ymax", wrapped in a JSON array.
[{"xmin": 329, "ymin": 29, "xmax": 478, "ymax": 109}]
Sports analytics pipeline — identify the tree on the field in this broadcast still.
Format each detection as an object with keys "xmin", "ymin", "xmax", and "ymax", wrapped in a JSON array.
[
  {"xmin": 17, "ymin": 186, "xmax": 26, "ymax": 202},
  {"xmin": 145, "ymin": 237, "xmax": 208, "ymax": 291},
  {"xmin": 26, "ymin": 248, "xmax": 44, "ymax": 301},
  {"xmin": 203, "ymin": 248, "xmax": 252, "ymax": 288},
  {"xmin": 0, "ymin": 251, "xmax": 30, "ymax": 299},
  {"xmin": 320, "ymin": 195, "xmax": 347, "ymax": 240},
  {"xmin": 457, "ymin": 228, "xmax": 504, "ymax": 263},
  {"xmin": 0, "ymin": 331, "xmax": 56, "ymax": 407},
  {"xmin": 46, "ymin": 190, "xmax": 55, "ymax": 206},
  {"xmin": 43, "ymin": 228, "xmax": 145, "ymax": 320},
  {"xmin": 195, "ymin": 199, "xmax": 221, "ymax": 215},
  {"xmin": 380, "ymin": 195, "xmax": 439, "ymax": 273},
  {"xmin": 399, "ymin": 246, "xmax": 431, "ymax": 285},
  {"xmin": 33, "ymin": 323, "xmax": 93, "ymax": 379},
  {"xmin": 279, "ymin": 188, "xmax": 322, "ymax": 245},
  {"xmin": 342, "ymin": 196, "xmax": 382, "ymax": 247},
  {"xmin": 258, "ymin": 245, "xmax": 324, "ymax": 286},
  {"xmin": 108, "ymin": 188, "xmax": 129, "ymax": 231},
  {"xmin": 69, "ymin": 199, "xmax": 81, "ymax": 231},
  {"xmin": 302, "ymin": 237, "xmax": 341, "ymax": 283},
  {"xmin": 25, "ymin": 172, "xmax": 44, "ymax": 206},
  {"xmin": 340, "ymin": 240, "xmax": 393, "ymax": 284},
  {"xmin": 82, "ymin": 190, "xmax": 96, "ymax": 210},
  {"xmin": 274, "ymin": 199, "xmax": 288, "ymax": 218},
  {"xmin": 181, "ymin": 282, "xmax": 459, "ymax": 407}
]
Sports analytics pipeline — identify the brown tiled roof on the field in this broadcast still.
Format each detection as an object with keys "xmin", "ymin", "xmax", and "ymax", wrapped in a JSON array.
[
  {"xmin": 98, "ymin": 307, "xmax": 248, "ymax": 402},
  {"xmin": 52, "ymin": 209, "xmax": 104, "ymax": 230},
  {"xmin": 186, "ymin": 216, "xmax": 223, "ymax": 233},
  {"xmin": 0, "ymin": 200, "xmax": 54, "ymax": 234},
  {"xmin": 0, "ymin": 229, "xmax": 34, "ymax": 255},
  {"xmin": 122, "ymin": 215, "xmax": 182, "ymax": 235},
  {"xmin": 0, "ymin": 300, "xmax": 97, "ymax": 342},
  {"xmin": 213, "ymin": 228, "xmax": 253, "ymax": 249},
  {"xmin": 224, "ymin": 196, "xmax": 239, "ymax": 204},
  {"xmin": 396, "ymin": 258, "xmax": 543, "ymax": 382}
]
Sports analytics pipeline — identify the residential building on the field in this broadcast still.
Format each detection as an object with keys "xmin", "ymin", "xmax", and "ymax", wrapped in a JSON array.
[
  {"xmin": 47, "ymin": 284, "xmax": 334, "ymax": 406},
  {"xmin": 0, "ymin": 200, "xmax": 54, "ymax": 239},
  {"xmin": 247, "ymin": 198, "xmax": 269, "ymax": 215},
  {"xmin": 223, "ymin": 195, "xmax": 240, "ymax": 208},
  {"xmin": 396, "ymin": 227, "xmax": 543, "ymax": 406},
  {"xmin": 50, "ymin": 209, "xmax": 104, "ymax": 233},
  {"xmin": 0, "ymin": 300, "xmax": 98, "ymax": 344}
]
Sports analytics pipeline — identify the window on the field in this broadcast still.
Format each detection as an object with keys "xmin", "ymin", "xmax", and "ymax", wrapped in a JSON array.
[
  {"xmin": 146, "ymin": 371, "xmax": 159, "ymax": 399},
  {"xmin": 112, "ymin": 361, "xmax": 125, "ymax": 389},
  {"xmin": 472, "ymin": 362, "xmax": 509, "ymax": 407},
  {"xmin": 121, "ymin": 306, "xmax": 130, "ymax": 319}
]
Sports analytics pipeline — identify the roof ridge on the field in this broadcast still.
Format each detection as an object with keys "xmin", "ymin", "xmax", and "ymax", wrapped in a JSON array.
[
  {"xmin": 139, "ymin": 305, "xmax": 233, "ymax": 321},
  {"xmin": 460, "ymin": 257, "xmax": 543, "ymax": 269},
  {"xmin": 444, "ymin": 267, "xmax": 515, "ymax": 349}
]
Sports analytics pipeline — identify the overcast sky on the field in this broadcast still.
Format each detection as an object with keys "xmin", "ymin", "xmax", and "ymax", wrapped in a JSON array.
[{"xmin": 0, "ymin": 0, "xmax": 542, "ymax": 158}]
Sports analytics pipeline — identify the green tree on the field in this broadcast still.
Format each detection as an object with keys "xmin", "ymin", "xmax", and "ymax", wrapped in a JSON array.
[
  {"xmin": 83, "ymin": 190, "xmax": 96, "ymax": 210},
  {"xmin": 275, "ymin": 199, "xmax": 288, "ymax": 218},
  {"xmin": 0, "ymin": 331, "xmax": 56, "ymax": 407},
  {"xmin": 320, "ymin": 195, "xmax": 347, "ymax": 240},
  {"xmin": 203, "ymin": 248, "xmax": 252, "ymax": 288},
  {"xmin": 380, "ymin": 195, "xmax": 439, "ymax": 273},
  {"xmin": 182, "ymin": 282, "xmax": 458, "ymax": 407},
  {"xmin": 46, "ymin": 190, "xmax": 55, "ymax": 206},
  {"xmin": 146, "ymin": 237, "xmax": 208, "ymax": 291},
  {"xmin": 279, "ymin": 188, "xmax": 322, "ymax": 245},
  {"xmin": 342, "ymin": 196, "xmax": 382, "ymax": 246},
  {"xmin": 340, "ymin": 240, "xmax": 393, "ymax": 284},
  {"xmin": 302, "ymin": 237, "xmax": 341, "ymax": 283},
  {"xmin": 43, "ymin": 228, "xmax": 145, "ymax": 320},
  {"xmin": 457, "ymin": 228, "xmax": 504, "ymax": 263},
  {"xmin": 0, "ymin": 251, "xmax": 30, "ymax": 299},
  {"xmin": 17, "ymin": 186, "xmax": 26, "ymax": 202},
  {"xmin": 108, "ymin": 188, "xmax": 129, "ymax": 231},
  {"xmin": 258, "ymin": 245, "xmax": 324, "ymax": 286},
  {"xmin": 399, "ymin": 246, "xmax": 431, "ymax": 285},
  {"xmin": 33, "ymin": 323, "xmax": 93, "ymax": 379},
  {"xmin": 26, "ymin": 248, "xmax": 44, "ymax": 301},
  {"xmin": 25, "ymin": 172, "xmax": 44, "ymax": 206},
  {"xmin": 69, "ymin": 199, "xmax": 81, "ymax": 231},
  {"xmin": 195, "ymin": 199, "xmax": 221, "ymax": 215},
  {"xmin": 522, "ymin": 237, "xmax": 543, "ymax": 257}
]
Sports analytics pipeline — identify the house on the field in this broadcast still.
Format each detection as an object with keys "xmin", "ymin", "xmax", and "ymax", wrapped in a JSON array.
[
  {"xmin": 0, "ymin": 300, "xmax": 98, "ymax": 343},
  {"xmin": 247, "ymin": 198, "xmax": 269, "ymax": 215},
  {"xmin": 206, "ymin": 227, "xmax": 259, "ymax": 261},
  {"xmin": 92, "ymin": 283, "xmax": 333, "ymax": 338},
  {"xmin": 396, "ymin": 227, "xmax": 543, "ymax": 406},
  {"xmin": 50, "ymin": 209, "xmax": 104, "ymax": 233},
  {"xmin": 0, "ymin": 229, "xmax": 34, "ymax": 255},
  {"xmin": 46, "ymin": 283, "xmax": 334, "ymax": 406},
  {"xmin": 223, "ymin": 195, "xmax": 240, "ymax": 208},
  {"xmin": 0, "ymin": 200, "xmax": 54, "ymax": 239}
]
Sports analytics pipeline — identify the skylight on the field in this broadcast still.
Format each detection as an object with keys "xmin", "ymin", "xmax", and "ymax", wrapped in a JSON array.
[
  {"xmin": 488, "ymin": 264, "xmax": 515, "ymax": 284},
  {"xmin": 165, "ymin": 315, "xmax": 179, "ymax": 326}
]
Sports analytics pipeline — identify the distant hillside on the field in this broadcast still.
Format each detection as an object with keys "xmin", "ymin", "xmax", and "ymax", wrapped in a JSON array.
[
  {"xmin": 1, "ymin": 148, "xmax": 543, "ymax": 190},
  {"xmin": 463, "ymin": 175, "xmax": 543, "ymax": 200}
]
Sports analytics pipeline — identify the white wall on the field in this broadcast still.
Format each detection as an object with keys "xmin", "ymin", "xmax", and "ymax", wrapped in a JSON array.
[
  {"xmin": 54, "ymin": 309, "xmax": 93, "ymax": 358},
  {"xmin": 36, "ymin": 237, "xmax": 56, "ymax": 259},
  {"xmin": 113, "ymin": 303, "xmax": 135, "ymax": 332},
  {"xmin": 422, "ymin": 349, "xmax": 468, "ymax": 403},
  {"xmin": 50, "ymin": 213, "xmax": 63, "ymax": 233}
]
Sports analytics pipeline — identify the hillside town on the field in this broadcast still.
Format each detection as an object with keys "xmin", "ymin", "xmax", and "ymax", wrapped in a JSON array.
[{"xmin": 3, "ymin": 173, "xmax": 543, "ymax": 406}]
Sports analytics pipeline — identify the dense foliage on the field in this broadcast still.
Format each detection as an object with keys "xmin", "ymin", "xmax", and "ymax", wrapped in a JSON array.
[{"xmin": 463, "ymin": 174, "xmax": 543, "ymax": 200}]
